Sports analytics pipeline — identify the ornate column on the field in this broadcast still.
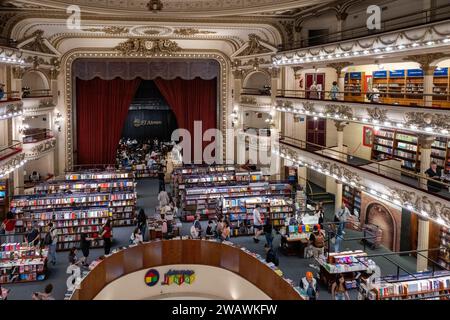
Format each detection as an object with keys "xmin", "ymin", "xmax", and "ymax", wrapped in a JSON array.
[
  {"xmin": 270, "ymin": 67, "xmax": 281, "ymax": 180},
  {"xmin": 418, "ymin": 135, "xmax": 435, "ymax": 190},
  {"xmin": 50, "ymin": 58, "xmax": 60, "ymax": 105},
  {"xmin": 335, "ymin": 179, "xmax": 343, "ymax": 214},
  {"xmin": 327, "ymin": 62, "xmax": 352, "ymax": 100},
  {"xmin": 334, "ymin": 120, "xmax": 347, "ymax": 161},
  {"xmin": 232, "ymin": 68, "xmax": 244, "ymax": 164},
  {"xmin": 417, "ymin": 217, "xmax": 430, "ymax": 272},
  {"xmin": 13, "ymin": 167, "xmax": 24, "ymax": 195},
  {"xmin": 403, "ymin": 53, "xmax": 448, "ymax": 107}
]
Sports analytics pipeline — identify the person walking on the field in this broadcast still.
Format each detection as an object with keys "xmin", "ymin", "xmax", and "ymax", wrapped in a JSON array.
[
  {"xmin": 263, "ymin": 213, "xmax": 274, "ymax": 248},
  {"xmin": 309, "ymin": 225, "xmax": 325, "ymax": 258},
  {"xmin": 335, "ymin": 204, "xmax": 350, "ymax": 236},
  {"xmin": 79, "ymin": 233, "xmax": 92, "ymax": 267},
  {"xmin": 46, "ymin": 222, "xmax": 58, "ymax": 265},
  {"xmin": 265, "ymin": 244, "xmax": 279, "ymax": 266},
  {"xmin": 300, "ymin": 271, "xmax": 319, "ymax": 300},
  {"xmin": 331, "ymin": 274, "xmax": 350, "ymax": 300},
  {"xmin": 252, "ymin": 204, "xmax": 263, "ymax": 243},
  {"xmin": 136, "ymin": 208, "xmax": 147, "ymax": 241},
  {"xmin": 158, "ymin": 190, "xmax": 170, "ymax": 207},
  {"xmin": 25, "ymin": 222, "xmax": 40, "ymax": 247},
  {"xmin": 99, "ymin": 219, "xmax": 112, "ymax": 255},
  {"xmin": 329, "ymin": 81, "xmax": 339, "ymax": 101}
]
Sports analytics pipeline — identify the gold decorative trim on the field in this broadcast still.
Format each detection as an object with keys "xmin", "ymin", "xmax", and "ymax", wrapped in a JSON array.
[
  {"xmin": 62, "ymin": 48, "xmax": 230, "ymax": 171},
  {"xmin": 83, "ymin": 26, "xmax": 130, "ymax": 35},
  {"xmin": 173, "ymin": 28, "xmax": 216, "ymax": 36},
  {"xmin": 115, "ymin": 38, "xmax": 181, "ymax": 55}
]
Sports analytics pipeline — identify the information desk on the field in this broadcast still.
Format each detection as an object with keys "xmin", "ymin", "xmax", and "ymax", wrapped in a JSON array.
[
  {"xmin": 280, "ymin": 235, "xmax": 309, "ymax": 257},
  {"xmin": 69, "ymin": 239, "xmax": 303, "ymax": 300}
]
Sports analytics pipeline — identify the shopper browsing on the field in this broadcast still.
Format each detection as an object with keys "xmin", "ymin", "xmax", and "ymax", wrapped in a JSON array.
[
  {"xmin": 79, "ymin": 233, "xmax": 92, "ymax": 266},
  {"xmin": 99, "ymin": 219, "xmax": 112, "ymax": 255},
  {"xmin": 68, "ymin": 247, "xmax": 82, "ymax": 266},
  {"xmin": 32, "ymin": 284, "xmax": 55, "ymax": 300},
  {"xmin": 45, "ymin": 222, "xmax": 58, "ymax": 265},
  {"xmin": 425, "ymin": 161, "xmax": 444, "ymax": 193},
  {"xmin": 158, "ymin": 189, "xmax": 170, "ymax": 207},
  {"xmin": 194, "ymin": 213, "xmax": 202, "ymax": 238},
  {"xmin": 25, "ymin": 222, "xmax": 40, "ymax": 247},
  {"xmin": 216, "ymin": 216, "xmax": 225, "ymax": 239},
  {"xmin": 1, "ymin": 211, "xmax": 16, "ymax": 243},
  {"xmin": 335, "ymin": 204, "xmax": 350, "ymax": 235},
  {"xmin": 329, "ymin": 81, "xmax": 339, "ymax": 101},
  {"xmin": 309, "ymin": 225, "xmax": 325, "ymax": 258},
  {"xmin": 315, "ymin": 202, "xmax": 324, "ymax": 229},
  {"xmin": 136, "ymin": 208, "xmax": 147, "ymax": 240},
  {"xmin": 206, "ymin": 220, "xmax": 215, "ymax": 238},
  {"xmin": 331, "ymin": 273, "xmax": 350, "ymax": 300},
  {"xmin": 300, "ymin": 271, "xmax": 319, "ymax": 300},
  {"xmin": 253, "ymin": 204, "xmax": 263, "ymax": 243}
]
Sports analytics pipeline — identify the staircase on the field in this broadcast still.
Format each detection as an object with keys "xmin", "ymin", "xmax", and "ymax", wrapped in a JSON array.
[{"xmin": 305, "ymin": 182, "xmax": 335, "ymax": 205}]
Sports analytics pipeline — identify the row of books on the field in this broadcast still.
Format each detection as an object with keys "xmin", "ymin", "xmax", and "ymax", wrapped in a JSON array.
[
  {"xmin": 373, "ymin": 275, "xmax": 450, "ymax": 299},
  {"xmin": 64, "ymin": 172, "xmax": 133, "ymax": 180}
]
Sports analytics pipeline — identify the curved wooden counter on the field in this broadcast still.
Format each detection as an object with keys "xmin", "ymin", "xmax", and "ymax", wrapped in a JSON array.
[{"xmin": 70, "ymin": 239, "xmax": 302, "ymax": 300}]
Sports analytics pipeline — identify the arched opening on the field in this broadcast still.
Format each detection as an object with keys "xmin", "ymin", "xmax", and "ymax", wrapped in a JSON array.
[
  {"xmin": 365, "ymin": 202, "xmax": 396, "ymax": 251},
  {"xmin": 244, "ymin": 71, "xmax": 271, "ymax": 91},
  {"xmin": 22, "ymin": 70, "xmax": 50, "ymax": 97}
]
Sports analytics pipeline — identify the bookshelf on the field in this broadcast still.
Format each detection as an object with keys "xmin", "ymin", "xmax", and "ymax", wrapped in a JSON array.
[
  {"xmin": 0, "ymin": 243, "xmax": 48, "ymax": 284},
  {"xmin": 32, "ymin": 179, "xmax": 135, "ymax": 195},
  {"xmin": 343, "ymin": 184, "xmax": 361, "ymax": 231},
  {"xmin": 344, "ymin": 72, "xmax": 365, "ymax": 102},
  {"xmin": 221, "ymin": 195, "xmax": 293, "ymax": 237},
  {"xmin": 367, "ymin": 272, "xmax": 450, "ymax": 300},
  {"xmin": 371, "ymin": 68, "xmax": 450, "ymax": 107},
  {"xmin": 438, "ymin": 227, "xmax": 449, "ymax": 270},
  {"xmin": 181, "ymin": 182, "xmax": 292, "ymax": 222},
  {"xmin": 0, "ymin": 179, "xmax": 7, "ymax": 219}
]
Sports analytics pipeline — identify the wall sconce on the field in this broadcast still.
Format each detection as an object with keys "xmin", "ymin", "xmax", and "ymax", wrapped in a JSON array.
[
  {"xmin": 147, "ymin": 0, "xmax": 163, "ymax": 12},
  {"xmin": 54, "ymin": 109, "xmax": 63, "ymax": 132},
  {"xmin": 19, "ymin": 123, "xmax": 29, "ymax": 134}
]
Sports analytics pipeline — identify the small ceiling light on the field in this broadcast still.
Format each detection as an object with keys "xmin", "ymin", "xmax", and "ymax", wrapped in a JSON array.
[
  {"xmin": 396, "ymin": 123, "xmax": 404, "ymax": 128},
  {"xmin": 353, "ymin": 51, "xmax": 360, "ymax": 56},
  {"xmin": 426, "ymin": 41, "xmax": 435, "ymax": 46},
  {"xmin": 385, "ymin": 46, "xmax": 393, "ymax": 52},
  {"xmin": 398, "ymin": 45, "xmax": 405, "ymax": 49},
  {"xmin": 374, "ymin": 48, "xmax": 381, "ymax": 53},
  {"xmin": 412, "ymin": 43, "xmax": 419, "ymax": 47},
  {"xmin": 313, "ymin": 116, "xmax": 318, "ymax": 120},
  {"xmin": 363, "ymin": 50, "xmax": 370, "ymax": 55},
  {"xmin": 425, "ymin": 127, "xmax": 433, "ymax": 132},
  {"xmin": 147, "ymin": 0, "xmax": 163, "ymax": 12},
  {"xmin": 441, "ymin": 129, "xmax": 449, "ymax": 134},
  {"xmin": 343, "ymin": 53, "xmax": 349, "ymax": 57}
]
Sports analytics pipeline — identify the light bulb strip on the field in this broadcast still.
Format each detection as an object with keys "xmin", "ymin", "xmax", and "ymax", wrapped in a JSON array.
[
  {"xmin": 0, "ymin": 159, "xmax": 28, "ymax": 179},
  {"xmin": 273, "ymin": 148, "xmax": 449, "ymax": 228},
  {"xmin": 273, "ymin": 38, "xmax": 450, "ymax": 66},
  {"xmin": 275, "ymin": 106, "xmax": 450, "ymax": 137},
  {"xmin": 0, "ymin": 109, "xmax": 24, "ymax": 120}
]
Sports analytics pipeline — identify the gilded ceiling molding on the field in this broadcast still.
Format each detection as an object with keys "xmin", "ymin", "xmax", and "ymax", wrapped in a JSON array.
[
  {"xmin": 0, "ymin": 152, "xmax": 25, "ymax": 176},
  {"xmin": 233, "ymin": 34, "xmax": 275, "ymax": 58},
  {"xmin": 173, "ymin": 28, "xmax": 216, "ymax": 36},
  {"xmin": 18, "ymin": 29, "xmax": 58, "ymax": 55},
  {"xmin": 302, "ymin": 101, "xmax": 315, "ymax": 113},
  {"xmin": 325, "ymin": 104, "xmax": 353, "ymax": 119},
  {"xmin": 278, "ymin": 19, "xmax": 294, "ymax": 46},
  {"xmin": 61, "ymin": 48, "xmax": 230, "ymax": 171},
  {"xmin": 83, "ymin": 26, "xmax": 130, "ymax": 35},
  {"xmin": 12, "ymin": 66, "xmax": 26, "ymax": 79},
  {"xmin": 326, "ymin": 62, "xmax": 353, "ymax": 76},
  {"xmin": 115, "ymin": 38, "xmax": 181, "ymax": 56}
]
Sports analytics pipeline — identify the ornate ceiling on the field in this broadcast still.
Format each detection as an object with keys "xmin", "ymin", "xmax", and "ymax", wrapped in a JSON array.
[{"xmin": 5, "ymin": 0, "xmax": 326, "ymax": 17}]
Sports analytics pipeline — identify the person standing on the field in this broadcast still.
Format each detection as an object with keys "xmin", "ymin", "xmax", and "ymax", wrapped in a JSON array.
[
  {"xmin": 315, "ymin": 202, "xmax": 324, "ymax": 229},
  {"xmin": 309, "ymin": 225, "xmax": 325, "ymax": 258},
  {"xmin": 47, "ymin": 222, "xmax": 58, "ymax": 265},
  {"xmin": 194, "ymin": 213, "xmax": 202, "ymax": 238},
  {"xmin": 300, "ymin": 271, "xmax": 319, "ymax": 300},
  {"xmin": 206, "ymin": 220, "xmax": 215, "ymax": 238},
  {"xmin": 309, "ymin": 81, "xmax": 318, "ymax": 99},
  {"xmin": 335, "ymin": 204, "xmax": 350, "ymax": 236},
  {"xmin": 136, "ymin": 208, "xmax": 147, "ymax": 240},
  {"xmin": 425, "ymin": 161, "xmax": 444, "ymax": 193},
  {"xmin": 252, "ymin": 204, "xmax": 263, "ymax": 243},
  {"xmin": 0, "ymin": 83, "xmax": 5, "ymax": 100},
  {"xmin": 158, "ymin": 166, "xmax": 165, "ymax": 192},
  {"xmin": 331, "ymin": 274, "xmax": 350, "ymax": 300},
  {"xmin": 221, "ymin": 220, "xmax": 231, "ymax": 242},
  {"xmin": 263, "ymin": 213, "xmax": 274, "ymax": 248},
  {"xmin": 264, "ymin": 244, "xmax": 279, "ymax": 266},
  {"xmin": 100, "ymin": 219, "xmax": 112, "ymax": 255},
  {"xmin": 216, "ymin": 216, "xmax": 224, "ymax": 239},
  {"xmin": 1, "ymin": 211, "xmax": 16, "ymax": 243},
  {"xmin": 79, "ymin": 233, "xmax": 92, "ymax": 267},
  {"xmin": 25, "ymin": 222, "xmax": 40, "ymax": 247},
  {"xmin": 329, "ymin": 81, "xmax": 339, "ymax": 101},
  {"xmin": 158, "ymin": 190, "xmax": 170, "ymax": 207}
]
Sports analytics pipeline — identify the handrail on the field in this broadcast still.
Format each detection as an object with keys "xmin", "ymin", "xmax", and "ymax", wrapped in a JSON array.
[
  {"xmin": 22, "ymin": 129, "xmax": 54, "ymax": 144},
  {"xmin": 22, "ymin": 89, "xmax": 52, "ymax": 98},
  {"xmin": 0, "ymin": 91, "xmax": 21, "ymax": 101},
  {"xmin": 278, "ymin": 4, "xmax": 450, "ymax": 51},
  {"xmin": 0, "ymin": 140, "xmax": 22, "ymax": 162},
  {"xmin": 279, "ymin": 135, "xmax": 450, "ymax": 200},
  {"xmin": 69, "ymin": 239, "xmax": 303, "ymax": 300},
  {"xmin": 242, "ymin": 88, "xmax": 450, "ymax": 109}
]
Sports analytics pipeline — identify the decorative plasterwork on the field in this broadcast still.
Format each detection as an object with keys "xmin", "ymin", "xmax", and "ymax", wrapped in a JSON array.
[
  {"xmin": 62, "ymin": 49, "xmax": 229, "ymax": 171},
  {"xmin": 83, "ymin": 26, "xmax": 130, "ymax": 35},
  {"xmin": 240, "ymin": 96, "xmax": 257, "ymax": 105},
  {"xmin": 173, "ymin": 28, "xmax": 216, "ymax": 36},
  {"xmin": 404, "ymin": 112, "xmax": 450, "ymax": 132},
  {"xmin": 325, "ymin": 104, "xmax": 353, "ymax": 119},
  {"xmin": 274, "ymin": 20, "xmax": 450, "ymax": 66},
  {"xmin": 115, "ymin": 38, "xmax": 181, "ymax": 56},
  {"xmin": 17, "ymin": 29, "xmax": 60, "ymax": 56},
  {"xmin": 326, "ymin": 62, "xmax": 353, "ymax": 75},
  {"xmin": 0, "ymin": 100, "xmax": 23, "ymax": 118},
  {"xmin": 23, "ymin": 137, "xmax": 56, "ymax": 160},
  {"xmin": 276, "ymin": 145, "xmax": 450, "ymax": 227},
  {"xmin": 388, "ymin": 187, "xmax": 450, "ymax": 226},
  {"xmin": 232, "ymin": 34, "xmax": 276, "ymax": 58},
  {"xmin": 273, "ymin": 99, "xmax": 450, "ymax": 137},
  {"xmin": 367, "ymin": 107, "xmax": 388, "ymax": 123},
  {"xmin": 0, "ymin": 152, "xmax": 26, "ymax": 178}
]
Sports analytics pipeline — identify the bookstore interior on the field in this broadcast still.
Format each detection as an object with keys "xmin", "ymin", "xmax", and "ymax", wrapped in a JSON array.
[{"xmin": 0, "ymin": 0, "xmax": 450, "ymax": 302}]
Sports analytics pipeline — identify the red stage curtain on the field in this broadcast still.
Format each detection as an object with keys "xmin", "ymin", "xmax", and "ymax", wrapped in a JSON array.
[
  {"xmin": 76, "ymin": 77, "xmax": 141, "ymax": 165},
  {"xmin": 154, "ymin": 77, "xmax": 217, "ymax": 161}
]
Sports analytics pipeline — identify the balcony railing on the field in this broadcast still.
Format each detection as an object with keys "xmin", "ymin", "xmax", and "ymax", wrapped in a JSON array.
[
  {"xmin": 242, "ymin": 87, "xmax": 450, "ymax": 109},
  {"xmin": 0, "ymin": 141, "xmax": 22, "ymax": 162},
  {"xmin": 22, "ymin": 128, "xmax": 54, "ymax": 144},
  {"xmin": 22, "ymin": 89, "xmax": 52, "ymax": 99},
  {"xmin": 0, "ymin": 90, "xmax": 21, "ymax": 102},
  {"xmin": 279, "ymin": 135, "xmax": 450, "ymax": 201},
  {"xmin": 279, "ymin": 4, "xmax": 450, "ymax": 51}
]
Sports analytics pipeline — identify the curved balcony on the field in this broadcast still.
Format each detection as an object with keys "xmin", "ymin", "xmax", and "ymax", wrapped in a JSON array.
[
  {"xmin": 0, "ymin": 141, "xmax": 25, "ymax": 178},
  {"xmin": 22, "ymin": 129, "xmax": 56, "ymax": 160},
  {"xmin": 68, "ymin": 239, "xmax": 303, "ymax": 300},
  {"xmin": 0, "ymin": 93, "xmax": 23, "ymax": 119}
]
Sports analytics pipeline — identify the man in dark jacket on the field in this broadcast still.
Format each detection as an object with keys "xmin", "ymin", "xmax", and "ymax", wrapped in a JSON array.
[{"xmin": 265, "ymin": 244, "xmax": 279, "ymax": 266}]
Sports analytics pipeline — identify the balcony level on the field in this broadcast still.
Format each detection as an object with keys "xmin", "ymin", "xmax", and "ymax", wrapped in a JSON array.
[
  {"xmin": 0, "ymin": 141, "xmax": 25, "ymax": 178},
  {"xmin": 0, "ymin": 92, "xmax": 23, "ymax": 120},
  {"xmin": 21, "ymin": 129, "xmax": 56, "ymax": 161}
]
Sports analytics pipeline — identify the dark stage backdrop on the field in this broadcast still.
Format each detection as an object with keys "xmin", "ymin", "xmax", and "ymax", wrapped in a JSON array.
[{"xmin": 121, "ymin": 109, "xmax": 178, "ymax": 140}]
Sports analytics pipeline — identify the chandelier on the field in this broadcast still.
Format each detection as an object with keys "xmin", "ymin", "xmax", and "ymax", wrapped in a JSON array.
[{"xmin": 147, "ymin": 0, "xmax": 163, "ymax": 12}]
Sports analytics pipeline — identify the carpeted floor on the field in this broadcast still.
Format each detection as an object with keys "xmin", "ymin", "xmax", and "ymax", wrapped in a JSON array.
[{"xmin": 3, "ymin": 179, "xmax": 420, "ymax": 300}]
